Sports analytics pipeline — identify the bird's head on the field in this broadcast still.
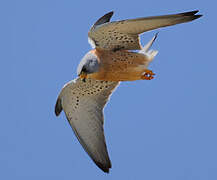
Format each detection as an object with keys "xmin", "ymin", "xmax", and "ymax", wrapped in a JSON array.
[{"xmin": 77, "ymin": 51, "xmax": 99, "ymax": 82}]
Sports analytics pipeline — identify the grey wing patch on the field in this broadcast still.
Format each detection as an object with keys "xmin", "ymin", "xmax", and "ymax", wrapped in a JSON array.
[
  {"xmin": 55, "ymin": 78, "xmax": 119, "ymax": 173},
  {"xmin": 88, "ymin": 10, "xmax": 202, "ymax": 51}
]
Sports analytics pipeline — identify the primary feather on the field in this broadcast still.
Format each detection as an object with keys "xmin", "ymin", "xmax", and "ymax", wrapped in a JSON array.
[
  {"xmin": 88, "ymin": 10, "xmax": 202, "ymax": 50},
  {"xmin": 55, "ymin": 78, "xmax": 119, "ymax": 173}
]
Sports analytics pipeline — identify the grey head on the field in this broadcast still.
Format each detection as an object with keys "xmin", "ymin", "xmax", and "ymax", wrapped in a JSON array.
[{"xmin": 77, "ymin": 51, "xmax": 99, "ymax": 81}]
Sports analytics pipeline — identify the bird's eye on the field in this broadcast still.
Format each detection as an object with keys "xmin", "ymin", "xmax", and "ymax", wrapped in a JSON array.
[{"xmin": 82, "ymin": 66, "xmax": 87, "ymax": 72}]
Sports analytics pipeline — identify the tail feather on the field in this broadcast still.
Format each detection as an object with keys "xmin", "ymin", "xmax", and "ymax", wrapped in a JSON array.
[
  {"xmin": 147, "ymin": 49, "xmax": 158, "ymax": 59},
  {"xmin": 141, "ymin": 32, "xmax": 159, "ymax": 53},
  {"xmin": 139, "ymin": 33, "xmax": 158, "ymax": 61}
]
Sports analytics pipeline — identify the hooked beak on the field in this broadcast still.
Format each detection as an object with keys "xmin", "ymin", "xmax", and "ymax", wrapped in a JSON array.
[{"xmin": 79, "ymin": 71, "xmax": 87, "ymax": 82}]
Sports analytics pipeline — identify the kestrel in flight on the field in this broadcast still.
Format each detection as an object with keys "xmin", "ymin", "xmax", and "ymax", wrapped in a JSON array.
[{"xmin": 55, "ymin": 10, "xmax": 202, "ymax": 173}]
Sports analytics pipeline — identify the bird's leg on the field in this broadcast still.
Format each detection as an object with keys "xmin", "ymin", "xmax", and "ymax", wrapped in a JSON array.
[{"xmin": 141, "ymin": 69, "xmax": 155, "ymax": 80}]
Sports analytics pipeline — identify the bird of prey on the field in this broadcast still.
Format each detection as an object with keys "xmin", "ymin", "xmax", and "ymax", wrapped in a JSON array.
[{"xmin": 55, "ymin": 10, "xmax": 202, "ymax": 173}]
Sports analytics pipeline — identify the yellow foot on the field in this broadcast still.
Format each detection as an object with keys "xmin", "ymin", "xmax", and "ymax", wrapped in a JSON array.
[{"xmin": 141, "ymin": 69, "xmax": 155, "ymax": 80}]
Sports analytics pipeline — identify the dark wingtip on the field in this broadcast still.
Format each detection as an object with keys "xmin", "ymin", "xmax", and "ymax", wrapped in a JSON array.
[
  {"xmin": 194, "ymin": 14, "xmax": 203, "ymax": 19},
  {"xmin": 93, "ymin": 11, "xmax": 114, "ymax": 27},
  {"xmin": 95, "ymin": 161, "xmax": 111, "ymax": 173},
  {"xmin": 107, "ymin": 11, "xmax": 114, "ymax": 16},
  {"xmin": 105, "ymin": 11, "xmax": 114, "ymax": 18},
  {"xmin": 186, "ymin": 14, "xmax": 203, "ymax": 22},
  {"xmin": 55, "ymin": 98, "xmax": 62, "ymax": 116},
  {"xmin": 191, "ymin": 10, "xmax": 199, "ymax": 14},
  {"xmin": 177, "ymin": 10, "xmax": 202, "ymax": 23},
  {"xmin": 182, "ymin": 10, "xmax": 203, "ymax": 18},
  {"xmin": 179, "ymin": 10, "xmax": 199, "ymax": 16}
]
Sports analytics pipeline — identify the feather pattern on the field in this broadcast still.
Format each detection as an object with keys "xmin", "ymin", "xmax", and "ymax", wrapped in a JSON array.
[
  {"xmin": 88, "ymin": 10, "xmax": 202, "ymax": 50},
  {"xmin": 55, "ymin": 78, "xmax": 119, "ymax": 173}
]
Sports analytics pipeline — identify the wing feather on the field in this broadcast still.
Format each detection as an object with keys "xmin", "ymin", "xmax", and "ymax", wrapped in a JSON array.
[
  {"xmin": 93, "ymin": 11, "xmax": 114, "ymax": 27},
  {"xmin": 88, "ymin": 10, "xmax": 202, "ymax": 50},
  {"xmin": 55, "ymin": 78, "xmax": 119, "ymax": 173}
]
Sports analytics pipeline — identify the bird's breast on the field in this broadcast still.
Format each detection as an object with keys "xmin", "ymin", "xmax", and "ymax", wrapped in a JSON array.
[{"xmin": 88, "ymin": 49, "xmax": 150, "ymax": 81}]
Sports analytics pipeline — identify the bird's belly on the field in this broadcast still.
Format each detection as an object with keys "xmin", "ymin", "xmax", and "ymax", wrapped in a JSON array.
[{"xmin": 89, "ymin": 51, "xmax": 150, "ymax": 81}]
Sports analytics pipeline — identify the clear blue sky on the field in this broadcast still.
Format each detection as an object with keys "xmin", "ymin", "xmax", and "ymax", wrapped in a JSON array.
[{"xmin": 1, "ymin": 0, "xmax": 217, "ymax": 179}]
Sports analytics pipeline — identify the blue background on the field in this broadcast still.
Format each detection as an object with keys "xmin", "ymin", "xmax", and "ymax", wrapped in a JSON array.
[{"xmin": 1, "ymin": 0, "xmax": 217, "ymax": 179}]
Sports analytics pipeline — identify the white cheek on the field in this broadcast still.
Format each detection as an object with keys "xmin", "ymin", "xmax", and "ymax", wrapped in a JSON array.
[{"xmin": 88, "ymin": 37, "xmax": 96, "ymax": 48}]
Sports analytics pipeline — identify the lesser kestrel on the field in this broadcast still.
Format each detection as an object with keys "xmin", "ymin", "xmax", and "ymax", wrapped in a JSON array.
[{"xmin": 55, "ymin": 10, "xmax": 202, "ymax": 173}]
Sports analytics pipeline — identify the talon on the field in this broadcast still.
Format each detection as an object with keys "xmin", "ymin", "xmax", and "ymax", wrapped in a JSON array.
[{"xmin": 141, "ymin": 69, "xmax": 155, "ymax": 80}]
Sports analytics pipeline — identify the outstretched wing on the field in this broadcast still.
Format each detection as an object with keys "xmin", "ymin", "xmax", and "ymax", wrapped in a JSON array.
[
  {"xmin": 88, "ymin": 10, "xmax": 202, "ymax": 51},
  {"xmin": 55, "ymin": 78, "xmax": 119, "ymax": 173}
]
